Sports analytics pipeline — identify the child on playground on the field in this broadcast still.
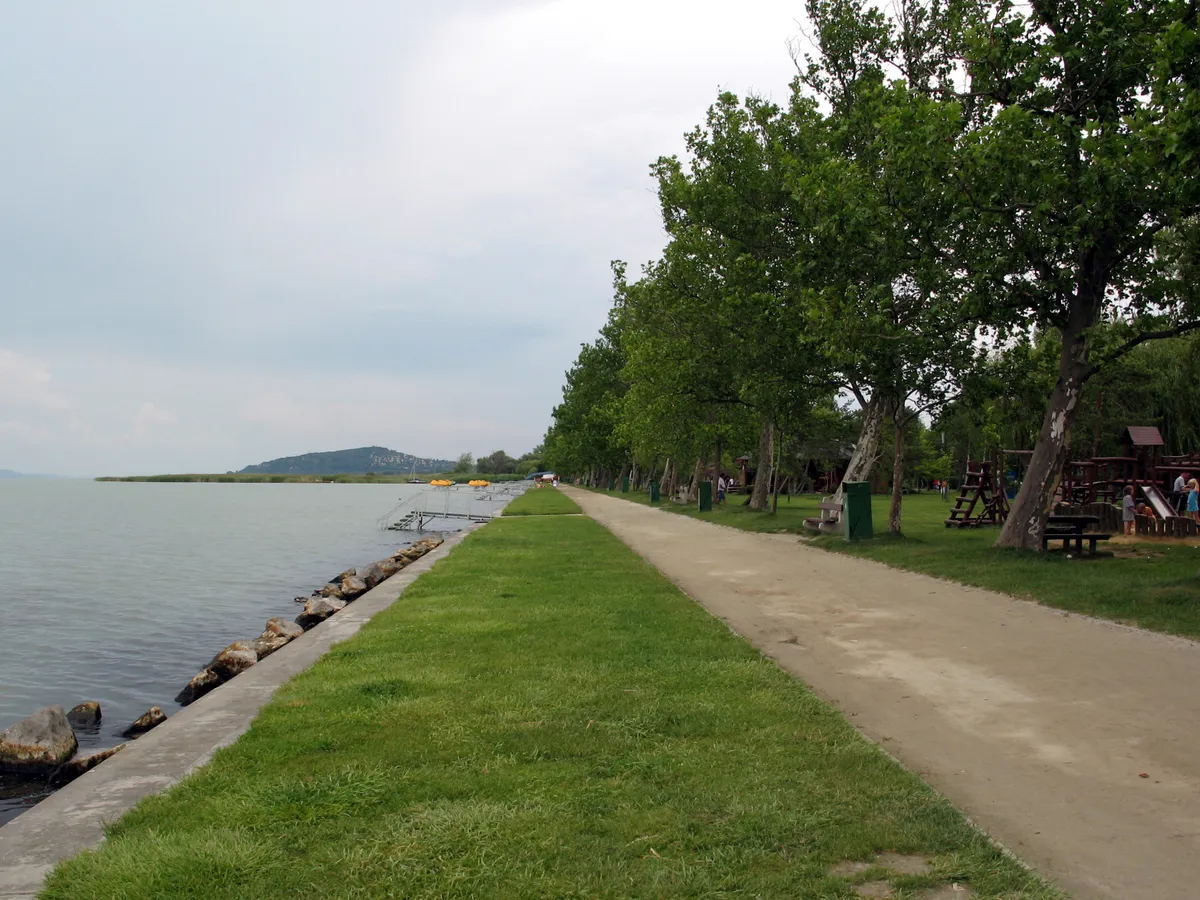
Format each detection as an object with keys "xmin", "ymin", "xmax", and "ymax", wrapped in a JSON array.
[
  {"xmin": 1189, "ymin": 478, "xmax": 1200, "ymax": 521},
  {"xmin": 1123, "ymin": 486, "xmax": 1136, "ymax": 535}
]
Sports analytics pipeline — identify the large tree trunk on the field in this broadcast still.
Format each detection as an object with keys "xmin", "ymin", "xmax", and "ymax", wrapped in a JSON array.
[
  {"xmin": 688, "ymin": 456, "xmax": 703, "ymax": 502},
  {"xmin": 771, "ymin": 428, "xmax": 782, "ymax": 514},
  {"xmin": 837, "ymin": 395, "xmax": 888, "ymax": 499},
  {"xmin": 750, "ymin": 419, "xmax": 773, "ymax": 510},
  {"xmin": 996, "ymin": 315, "xmax": 1092, "ymax": 550},
  {"xmin": 713, "ymin": 435, "xmax": 723, "ymax": 499},
  {"xmin": 889, "ymin": 419, "xmax": 905, "ymax": 534}
]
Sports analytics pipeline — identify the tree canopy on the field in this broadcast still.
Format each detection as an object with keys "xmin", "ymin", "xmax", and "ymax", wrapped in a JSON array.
[{"xmin": 544, "ymin": 0, "xmax": 1200, "ymax": 545}]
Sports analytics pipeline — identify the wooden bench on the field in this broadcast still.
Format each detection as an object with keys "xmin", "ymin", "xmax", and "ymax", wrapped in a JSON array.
[
  {"xmin": 1042, "ymin": 529, "xmax": 1112, "ymax": 555},
  {"xmin": 803, "ymin": 497, "xmax": 842, "ymax": 534}
]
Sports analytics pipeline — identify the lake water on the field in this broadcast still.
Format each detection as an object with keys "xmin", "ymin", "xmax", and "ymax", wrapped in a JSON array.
[{"xmin": 0, "ymin": 479, "xmax": 477, "ymax": 825}]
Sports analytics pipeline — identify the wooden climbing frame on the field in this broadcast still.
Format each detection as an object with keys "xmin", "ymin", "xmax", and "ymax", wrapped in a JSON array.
[{"xmin": 945, "ymin": 460, "xmax": 1010, "ymax": 528}]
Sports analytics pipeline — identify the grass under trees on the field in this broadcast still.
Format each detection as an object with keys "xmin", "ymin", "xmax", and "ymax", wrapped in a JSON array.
[
  {"xmin": 501, "ymin": 487, "xmax": 581, "ymax": 516},
  {"xmin": 586, "ymin": 486, "xmax": 1200, "ymax": 640},
  {"xmin": 42, "ymin": 516, "xmax": 1058, "ymax": 899}
]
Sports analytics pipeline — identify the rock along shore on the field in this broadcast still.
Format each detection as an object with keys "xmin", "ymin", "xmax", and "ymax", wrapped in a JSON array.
[{"xmin": 0, "ymin": 536, "xmax": 443, "ymax": 794}]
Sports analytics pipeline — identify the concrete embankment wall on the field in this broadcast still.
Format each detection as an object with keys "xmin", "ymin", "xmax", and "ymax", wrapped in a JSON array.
[{"xmin": 0, "ymin": 527, "xmax": 476, "ymax": 900}]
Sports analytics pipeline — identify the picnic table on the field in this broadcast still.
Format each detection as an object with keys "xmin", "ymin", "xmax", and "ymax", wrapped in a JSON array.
[{"xmin": 1043, "ymin": 514, "xmax": 1110, "ymax": 554}]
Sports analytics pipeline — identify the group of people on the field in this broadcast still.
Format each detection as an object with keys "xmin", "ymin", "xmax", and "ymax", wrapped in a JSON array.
[{"xmin": 1120, "ymin": 473, "xmax": 1200, "ymax": 534}]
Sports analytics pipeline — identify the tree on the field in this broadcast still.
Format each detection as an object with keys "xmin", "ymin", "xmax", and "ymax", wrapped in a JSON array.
[
  {"xmin": 544, "ymin": 306, "xmax": 630, "ymax": 482},
  {"xmin": 452, "ymin": 453, "xmax": 474, "ymax": 474},
  {"xmin": 789, "ymin": 0, "xmax": 980, "ymax": 532},
  {"xmin": 476, "ymin": 450, "xmax": 517, "ymax": 475},
  {"xmin": 948, "ymin": 1, "xmax": 1200, "ymax": 548}
]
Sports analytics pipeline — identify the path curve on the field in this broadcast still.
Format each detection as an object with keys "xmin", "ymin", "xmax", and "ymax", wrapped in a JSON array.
[{"xmin": 564, "ymin": 488, "xmax": 1200, "ymax": 900}]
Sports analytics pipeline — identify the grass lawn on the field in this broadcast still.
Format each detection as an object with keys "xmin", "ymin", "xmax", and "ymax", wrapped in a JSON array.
[
  {"xmin": 585, "ymin": 486, "xmax": 1200, "ymax": 640},
  {"xmin": 502, "ymin": 487, "xmax": 581, "ymax": 515},
  {"xmin": 42, "ymin": 516, "xmax": 1058, "ymax": 899}
]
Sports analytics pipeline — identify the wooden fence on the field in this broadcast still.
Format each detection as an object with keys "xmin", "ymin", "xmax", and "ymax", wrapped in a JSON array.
[
  {"xmin": 1134, "ymin": 513, "xmax": 1199, "ymax": 537},
  {"xmin": 1056, "ymin": 500, "xmax": 1200, "ymax": 537}
]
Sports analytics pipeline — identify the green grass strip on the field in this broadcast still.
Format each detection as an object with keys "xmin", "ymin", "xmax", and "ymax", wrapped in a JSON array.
[
  {"xmin": 502, "ymin": 487, "xmax": 581, "ymax": 515},
  {"xmin": 42, "ymin": 517, "xmax": 1058, "ymax": 899},
  {"xmin": 590, "ymin": 487, "xmax": 1200, "ymax": 640}
]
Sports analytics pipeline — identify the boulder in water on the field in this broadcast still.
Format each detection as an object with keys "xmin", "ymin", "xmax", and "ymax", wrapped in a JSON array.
[
  {"xmin": 339, "ymin": 575, "xmax": 368, "ymax": 599},
  {"xmin": 208, "ymin": 642, "xmax": 258, "ymax": 679},
  {"xmin": 378, "ymin": 559, "xmax": 403, "ymax": 578},
  {"xmin": 50, "ymin": 743, "xmax": 125, "ymax": 786},
  {"xmin": 295, "ymin": 596, "xmax": 346, "ymax": 629},
  {"xmin": 0, "ymin": 706, "xmax": 78, "ymax": 772},
  {"xmin": 175, "ymin": 668, "xmax": 222, "ymax": 706},
  {"xmin": 359, "ymin": 562, "xmax": 386, "ymax": 588},
  {"xmin": 319, "ymin": 582, "xmax": 344, "ymax": 599},
  {"xmin": 122, "ymin": 706, "xmax": 167, "ymax": 738},
  {"xmin": 67, "ymin": 701, "xmax": 102, "ymax": 729},
  {"xmin": 251, "ymin": 635, "xmax": 289, "ymax": 658},
  {"xmin": 262, "ymin": 617, "xmax": 304, "ymax": 641}
]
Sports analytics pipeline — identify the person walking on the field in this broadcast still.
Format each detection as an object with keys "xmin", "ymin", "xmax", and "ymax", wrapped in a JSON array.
[
  {"xmin": 716, "ymin": 473, "xmax": 727, "ymax": 505},
  {"xmin": 1122, "ymin": 485, "xmax": 1136, "ymax": 535}
]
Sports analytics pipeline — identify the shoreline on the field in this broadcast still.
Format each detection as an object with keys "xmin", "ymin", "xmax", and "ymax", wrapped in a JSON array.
[
  {"xmin": 94, "ymin": 473, "xmax": 531, "ymax": 484},
  {"xmin": 0, "ymin": 533, "xmax": 447, "ymax": 828},
  {"xmin": 0, "ymin": 528, "xmax": 475, "ymax": 898}
]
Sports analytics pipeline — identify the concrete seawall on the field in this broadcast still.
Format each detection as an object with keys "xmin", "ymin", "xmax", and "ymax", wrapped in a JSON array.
[{"xmin": 0, "ymin": 526, "xmax": 476, "ymax": 899}]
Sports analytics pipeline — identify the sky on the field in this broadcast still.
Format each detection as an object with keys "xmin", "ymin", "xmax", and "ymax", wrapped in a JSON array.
[{"xmin": 1, "ymin": 1, "xmax": 805, "ymax": 476}]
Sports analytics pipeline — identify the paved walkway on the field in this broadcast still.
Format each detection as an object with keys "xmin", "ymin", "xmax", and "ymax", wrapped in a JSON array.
[{"xmin": 564, "ymin": 488, "xmax": 1200, "ymax": 900}]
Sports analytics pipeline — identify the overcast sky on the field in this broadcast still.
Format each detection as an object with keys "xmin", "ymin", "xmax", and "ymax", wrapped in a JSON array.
[{"xmin": 1, "ymin": 1, "xmax": 804, "ymax": 476}]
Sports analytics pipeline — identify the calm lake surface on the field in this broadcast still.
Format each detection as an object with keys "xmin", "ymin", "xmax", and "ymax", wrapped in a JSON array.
[{"xmin": 0, "ymin": 479, "xmax": 450, "ymax": 825}]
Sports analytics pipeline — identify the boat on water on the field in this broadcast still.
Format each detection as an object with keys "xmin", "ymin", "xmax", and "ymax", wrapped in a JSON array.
[{"xmin": 408, "ymin": 478, "xmax": 425, "ymax": 484}]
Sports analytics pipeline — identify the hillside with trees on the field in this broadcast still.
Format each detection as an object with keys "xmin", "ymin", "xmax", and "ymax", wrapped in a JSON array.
[
  {"xmin": 543, "ymin": 0, "xmax": 1200, "ymax": 548},
  {"xmin": 239, "ymin": 446, "xmax": 455, "ymax": 475}
]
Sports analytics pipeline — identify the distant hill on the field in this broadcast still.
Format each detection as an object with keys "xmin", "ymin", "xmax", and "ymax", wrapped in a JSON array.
[
  {"xmin": 0, "ymin": 469, "xmax": 53, "ymax": 478},
  {"xmin": 239, "ymin": 446, "xmax": 455, "ymax": 476}
]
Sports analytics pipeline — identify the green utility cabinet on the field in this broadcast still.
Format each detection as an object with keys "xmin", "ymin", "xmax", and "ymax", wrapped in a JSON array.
[
  {"xmin": 621, "ymin": 476, "xmax": 630, "ymax": 493},
  {"xmin": 649, "ymin": 481, "xmax": 660, "ymax": 503},
  {"xmin": 842, "ymin": 481, "xmax": 873, "ymax": 541},
  {"xmin": 698, "ymin": 481, "xmax": 713, "ymax": 512}
]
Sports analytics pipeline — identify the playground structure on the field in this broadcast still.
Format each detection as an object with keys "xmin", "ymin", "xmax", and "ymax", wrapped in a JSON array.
[
  {"xmin": 944, "ymin": 460, "xmax": 1011, "ymax": 527},
  {"xmin": 1058, "ymin": 426, "xmax": 1186, "ymax": 511},
  {"xmin": 1054, "ymin": 425, "xmax": 1200, "ymax": 536},
  {"xmin": 943, "ymin": 425, "xmax": 1200, "ymax": 536}
]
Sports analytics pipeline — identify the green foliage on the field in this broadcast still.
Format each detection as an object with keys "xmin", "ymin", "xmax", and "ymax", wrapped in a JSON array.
[
  {"xmin": 476, "ymin": 450, "xmax": 518, "ymax": 475},
  {"xmin": 239, "ymin": 446, "xmax": 454, "ymax": 476},
  {"xmin": 452, "ymin": 453, "xmax": 475, "ymax": 474}
]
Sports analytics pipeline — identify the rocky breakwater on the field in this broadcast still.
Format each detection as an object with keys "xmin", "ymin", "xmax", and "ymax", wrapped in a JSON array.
[
  {"xmin": 174, "ymin": 536, "xmax": 443, "ymax": 706},
  {"xmin": 0, "ymin": 536, "xmax": 444, "ymax": 805},
  {"xmin": 0, "ymin": 704, "xmax": 125, "ymax": 789}
]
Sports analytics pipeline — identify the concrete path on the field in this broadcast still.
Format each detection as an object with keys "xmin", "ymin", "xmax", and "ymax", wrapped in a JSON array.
[
  {"xmin": 564, "ymin": 488, "xmax": 1200, "ymax": 900},
  {"xmin": 0, "ymin": 528, "xmax": 474, "ymax": 899}
]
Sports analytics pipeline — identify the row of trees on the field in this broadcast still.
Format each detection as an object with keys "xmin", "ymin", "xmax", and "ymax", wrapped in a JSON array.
[
  {"xmin": 452, "ymin": 449, "xmax": 545, "ymax": 476},
  {"xmin": 543, "ymin": 0, "xmax": 1200, "ymax": 549}
]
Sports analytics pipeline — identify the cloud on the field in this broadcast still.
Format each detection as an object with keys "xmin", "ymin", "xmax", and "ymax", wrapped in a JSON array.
[{"xmin": 0, "ymin": 1, "xmax": 805, "ymax": 475}]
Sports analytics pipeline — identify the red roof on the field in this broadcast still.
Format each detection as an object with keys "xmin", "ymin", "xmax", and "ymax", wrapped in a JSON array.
[{"xmin": 1122, "ymin": 426, "xmax": 1163, "ymax": 447}]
